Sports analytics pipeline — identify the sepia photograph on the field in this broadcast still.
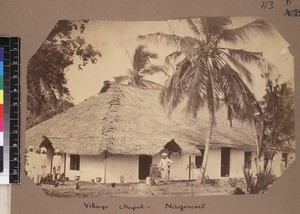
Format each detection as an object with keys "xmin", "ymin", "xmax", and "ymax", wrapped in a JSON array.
[{"xmin": 25, "ymin": 17, "xmax": 295, "ymax": 197}]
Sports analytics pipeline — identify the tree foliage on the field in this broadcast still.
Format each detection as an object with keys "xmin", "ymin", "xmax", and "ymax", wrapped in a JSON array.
[
  {"xmin": 27, "ymin": 20, "xmax": 101, "ymax": 129},
  {"xmin": 254, "ymin": 78, "xmax": 295, "ymax": 161},
  {"xmin": 114, "ymin": 45, "xmax": 167, "ymax": 89},
  {"xmin": 139, "ymin": 17, "xmax": 273, "ymax": 181}
]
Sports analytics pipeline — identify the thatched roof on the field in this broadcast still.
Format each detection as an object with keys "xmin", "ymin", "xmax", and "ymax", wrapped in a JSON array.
[{"xmin": 26, "ymin": 84, "xmax": 257, "ymax": 155}]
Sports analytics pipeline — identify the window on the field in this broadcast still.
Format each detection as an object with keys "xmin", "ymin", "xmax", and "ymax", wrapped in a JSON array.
[
  {"xmin": 282, "ymin": 153, "xmax": 288, "ymax": 168},
  {"xmin": 195, "ymin": 149, "xmax": 205, "ymax": 168},
  {"xmin": 70, "ymin": 154, "xmax": 80, "ymax": 171},
  {"xmin": 244, "ymin": 152, "xmax": 252, "ymax": 169}
]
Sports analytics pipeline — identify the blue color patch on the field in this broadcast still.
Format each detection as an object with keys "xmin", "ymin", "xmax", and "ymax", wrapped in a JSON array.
[
  {"xmin": 0, "ymin": 48, "xmax": 3, "ymax": 61},
  {"xmin": 0, "ymin": 61, "xmax": 3, "ymax": 76}
]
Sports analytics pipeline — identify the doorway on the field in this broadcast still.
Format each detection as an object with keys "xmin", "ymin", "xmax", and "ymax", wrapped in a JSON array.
[
  {"xmin": 221, "ymin": 148, "xmax": 230, "ymax": 177},
  {"xmin": 138, "ymin": 155, "xmax": 152, "ymax": 180}
]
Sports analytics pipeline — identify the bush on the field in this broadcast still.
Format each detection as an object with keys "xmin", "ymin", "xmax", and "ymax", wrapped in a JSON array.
[
  {"xmin": 233, "ymin": 187, "xmax": 246, "ymax": 195},
  {"xmin": 243, "ymin": 168, "xmax": 276, "ymax": 194}
]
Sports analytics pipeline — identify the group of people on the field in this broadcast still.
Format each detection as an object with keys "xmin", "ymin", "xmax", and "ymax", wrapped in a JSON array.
[{"xmin": 25, "ymin": 146, "xmax": 62, "ymax": 185}]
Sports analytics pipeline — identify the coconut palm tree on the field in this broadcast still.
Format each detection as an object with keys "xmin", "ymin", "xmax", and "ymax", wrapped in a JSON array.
[
  {"xmin": 139, "ymin": 17, "xmax": 273, "ymax": 182},
  {"xmin": 114, "ymin": 45, "xmax": 168, "ymax": 89}
]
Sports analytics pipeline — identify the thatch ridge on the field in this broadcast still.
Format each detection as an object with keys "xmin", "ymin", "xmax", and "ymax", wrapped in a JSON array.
[{"xmin": 26, "ymin": 84, "xmax": 257, "ymax": 155}]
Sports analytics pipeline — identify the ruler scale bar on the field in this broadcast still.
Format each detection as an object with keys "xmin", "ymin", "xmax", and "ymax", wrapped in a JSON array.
[{"xmin": 0, "ymin": 36, "xmax": 20, "ymax": 184}]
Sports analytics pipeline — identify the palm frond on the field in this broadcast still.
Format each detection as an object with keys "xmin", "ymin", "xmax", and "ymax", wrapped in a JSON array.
[
  {"xmin": 185, "ymin": 59, "xmax": 207, "ymax": 117},
  {"xmin": 138, "ymin": 33, "xmax": 198, "ymax": 50},
  {"xmin": 220, "ymin": 18, "xmax": 273, "ymax": 43},
  {"xmin": 220, "ymin": 51, "xmax": 253, "ymax": 83},
  {"xmin": 213, "ymin": 64, "xmax": 257, "ymax": 122},
  {"xmin": 113, "ymin": 75, "xmax": 132, "ymax": 84},
  {"xmin": 159, "ymin": 75, "xmax": 183, "ymax": 111},
  {"xmin": 186, "ymin": 19, "xmax": 202, "ymax": 39},
  {"xmin": 159, "ymin": 59, "xmax": 192, "ymax": 110},
  {"xmin": 133, "ymin": 45, "xmax": 149, "ymax": 72},
  {"xmin": 164, "ymin": 51, "xmax": 183, "ymax": 72},
  {"xmin": 227, "ymin": 48, "xmax": 276, "ymax": 75},
  {"xmin": 205, "ymin": 17, "xmax": 232, "ymax": 34},
  {"xmin": 200, "ymin": 17, "xmax": 232, "ymax": 41},
  {"xmin": 139, "ymin": 65, "xmax": 169, "ymax": 77},
  {"xmin": 227, "ymin": 48, "xmax": 263, "ymax": 64}
]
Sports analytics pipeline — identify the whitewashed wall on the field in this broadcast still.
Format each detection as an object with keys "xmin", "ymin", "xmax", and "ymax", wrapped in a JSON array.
[
  {"xmin": 61, "ymin": 149, "xmax": 295, "ymax": 183},
  {"xmin": 65, "ymin": 154, "xmax": 139, "ymax": 182},
  {"xmin": 230, "ymin": 149, "xmax": 244, "ymax": 178},
  {"xmin": 206, "ymin": 149, "xmax": 222, "ymax": 179},
  {"xmin": 80, "ymin": 155, "xmax": 105, "ymax": 181},
  {"xmin": 105, "ymin": 155, "xmax": 139, "ymax": 183},
  {"xmin": 169, "ymin": 153, "xmax": 189, "ymax": 180},
  {"xmin": 192, "ymin": 149, "xmax": 248, "ymax": 179}
]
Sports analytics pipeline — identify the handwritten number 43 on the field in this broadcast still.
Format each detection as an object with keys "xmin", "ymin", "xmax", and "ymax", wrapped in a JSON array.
[{"xmin": 261, "ymin": 1, "xmax": 274, "ymax": 9}]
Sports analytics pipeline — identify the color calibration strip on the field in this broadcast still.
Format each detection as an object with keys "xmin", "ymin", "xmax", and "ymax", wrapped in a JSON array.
[
  {"xmin": 0, "ymin": 37, "xmax": 20, "ymax": 184},
  {"xmin": 0, "ymin": 48, "xmax": 3, "ymax": 173}
]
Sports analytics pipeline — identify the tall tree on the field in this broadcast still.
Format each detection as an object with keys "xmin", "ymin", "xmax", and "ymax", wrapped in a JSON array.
[
  {"xmin": 254, "ymin": 78, "xmax": 295, "ymax": 168},
  {"xmin": 27, "ymin": 20, "xmax": 101, "ymax": 128},
  {"xmin": 139, "ymin": 17, "xmax": 273, "ymax": 182},
  {"xmin": 114, "ymin": 45, "xmax": 167, "ymax": 89}
]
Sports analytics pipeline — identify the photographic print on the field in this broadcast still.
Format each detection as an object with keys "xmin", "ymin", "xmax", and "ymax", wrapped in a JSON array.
[{"xmin": 25, "ymin": 17, "xmax": 295, "ymax": 197}]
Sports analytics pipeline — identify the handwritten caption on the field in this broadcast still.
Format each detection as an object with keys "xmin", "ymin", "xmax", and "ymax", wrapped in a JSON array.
[
  {"xmin": 83, "ymin": 202, "xmax": 207, "ymax": 212},
  {"xmin": 260, "ymin": 0, "xmax": 299, "ymax": 16}
]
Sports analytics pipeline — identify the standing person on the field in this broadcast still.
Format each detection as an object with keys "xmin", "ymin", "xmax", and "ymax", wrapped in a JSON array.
[
  {"xmin": 33, "ymin": 148, "xmax": 42, "ymax": 184},
  {"xmin": 158, "ymin": 153, "xmax": 173, "ymax": 184},
  {"xmin": 52, "ymin": 149, "xmax": 62, "ymax": 180},
  {"xmin": 25, "ymin": 146, "xmax": 34, "ymax": 179},
  {"xmin": 40, "ymin": 147, "xmax": 48, "ymax": 180}
]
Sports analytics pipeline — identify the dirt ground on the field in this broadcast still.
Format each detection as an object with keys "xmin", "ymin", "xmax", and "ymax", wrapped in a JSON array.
[{"xmin": 41, "ymin": 180, "xmax": 236, "ymax": 197}]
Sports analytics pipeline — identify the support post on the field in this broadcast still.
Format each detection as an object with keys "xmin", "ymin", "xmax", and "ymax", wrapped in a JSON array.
[
  {"xmin": 104, "ymin": 151, "xmax": 107, "ymax": 184},
  {"xmin": 189, "ymin": 156, "xmax": 191, "ymax": 181},
  {"xmin": 63, "ymin": 153, "xmax": 66, "ymax": 176}
]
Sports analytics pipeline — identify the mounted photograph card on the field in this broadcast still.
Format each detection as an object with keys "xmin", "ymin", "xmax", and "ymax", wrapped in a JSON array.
[
  {"xmin": 0, "ymin": 0, "xmax": 299, "ymax": 213},
  {"xmin": 25, "ymin": 17, "xmax": 294, "ymax": 198}
]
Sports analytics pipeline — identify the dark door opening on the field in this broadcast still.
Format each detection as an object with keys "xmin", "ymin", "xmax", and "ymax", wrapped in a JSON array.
[
  {"xmin": 138, "ymin": 155, "xmax": 152, "ymax": 180},
  {"xmin": 282, "ymin": 153, "xmax": 288, "ymax": 168},
  {"xmin": 221, "ymin": 148, "xmax": 230, "ymax": 177}
]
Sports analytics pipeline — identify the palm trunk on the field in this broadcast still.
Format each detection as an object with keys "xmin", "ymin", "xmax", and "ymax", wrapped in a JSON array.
[
  {"xmin": 197, "ymin": 112, "xmax": 214, "ymax": 183},
  {"xmin": 196, "ymin": 61, "xmax": 215, "ymax": 184}
]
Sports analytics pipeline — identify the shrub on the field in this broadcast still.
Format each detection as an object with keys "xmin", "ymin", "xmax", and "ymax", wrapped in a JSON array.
[{"xmin": 243, "ymin": 168, "xmax": 276, "ymax": 194}]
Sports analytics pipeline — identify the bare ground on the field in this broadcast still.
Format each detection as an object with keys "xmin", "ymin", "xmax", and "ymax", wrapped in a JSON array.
[{"xmin": 41, "ymin": 180, "xmax": 236, "ymax": 197}]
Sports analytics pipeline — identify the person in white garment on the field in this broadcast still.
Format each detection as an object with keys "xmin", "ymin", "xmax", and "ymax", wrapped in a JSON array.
[
  {"xmin": 158, "ymin": 153, "xmax": 173, "ymax": 184},
  {"xmin": 33, "ymin": 148, "xmax": 42, "ymax": 184},
  {"xmin": 40, "ymin": 147, "xmax": 48, "ymax": 180},
  {"xmin": 25, "ymin": 146, "xmax": 35, "ymax": 179},
  {"xmin": 52, "ymin": 149, "xmax": 62, "ymax": 180}
]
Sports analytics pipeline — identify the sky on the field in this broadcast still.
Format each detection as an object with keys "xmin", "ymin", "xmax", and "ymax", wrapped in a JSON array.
[{"xmin": 63, "ymin": 17, "xmax": 294, "ymax": 104}]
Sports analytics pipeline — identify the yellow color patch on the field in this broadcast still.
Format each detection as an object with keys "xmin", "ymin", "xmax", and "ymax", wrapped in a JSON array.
[{"xmin": 0, "ymin": 90, "xmax": 3, "ymax": 104}]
